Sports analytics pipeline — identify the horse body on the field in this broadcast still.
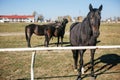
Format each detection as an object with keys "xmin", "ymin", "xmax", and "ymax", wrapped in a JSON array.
[
  {"xmin": 45, "ymin": 18, "xmax": 68, "ymax": 47},
  {"xmin": 54, "ymin": 19, "xmax": 68, "ymax": 46},
  {"xmin": 25, "ymin": 23, "xmax": 56, "ymax": 47},
  {"xmin": 70, "ymin": 4, "xmax": 102, "ymax": 80},
  {"xmin": 70, "ymin": 22, "xmax": 89, "ymax": 46}
]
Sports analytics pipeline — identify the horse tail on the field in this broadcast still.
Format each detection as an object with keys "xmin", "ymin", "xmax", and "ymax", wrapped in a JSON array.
[
  {"xmin": 70, "ymin": 22, "xmax": 79, "ymax": 31},
  {"xmin": 25, "ymin": 25, "xmax": 28, "ymax": 41}
]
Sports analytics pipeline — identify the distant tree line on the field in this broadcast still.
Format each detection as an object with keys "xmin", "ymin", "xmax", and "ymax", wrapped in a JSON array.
[
  {"xmin": 106, "ymin": 17, "xmax": 120, "ymax": 22},
  {"xmin": 32, "ymin": 11, "xmax": 83, "ymax": 22},
  {"xmin": 32, "ymin": 11, "xmax": 44, "ymax": 22}
]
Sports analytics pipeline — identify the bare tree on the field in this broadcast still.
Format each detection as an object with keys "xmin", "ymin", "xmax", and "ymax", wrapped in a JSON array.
[
  {"xmin": 64, "ymin": 15, "xmax": 72, "ymax": 22},
  {"xmin": 37, "ymin": 14, "xmax": 44, "ymax": 22},
  {"xmin": 32, "ymin": 11, "xmax": 37, "ymax": 22}
]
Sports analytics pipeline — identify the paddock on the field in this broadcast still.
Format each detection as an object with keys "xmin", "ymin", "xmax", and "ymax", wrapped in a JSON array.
[
  {"xmin": 0, "ymin": 23, "xmax": 120, "ymax": 80},
  {"xmin": 0, "ymin": 46, "xmax": 120, "ymax": 80}
]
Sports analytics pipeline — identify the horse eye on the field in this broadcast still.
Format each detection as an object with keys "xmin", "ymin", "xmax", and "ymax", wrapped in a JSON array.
[
  {"xmin": 98, "ymin": 14, "xmax": 101, "ymax": 19},
  {"xmin": 95, "ymin": 12, "xmax": 101, "ymax": 19},
  {"xmin": 98, "ymin": 11, "xmax": 101, "ymax": 15}
]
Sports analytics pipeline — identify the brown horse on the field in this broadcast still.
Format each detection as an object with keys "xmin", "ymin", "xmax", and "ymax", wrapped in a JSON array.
[
  {"xmin": 25, "ymin": 23, "xmax": 60, "ymax": 47},
  {"xmin": 44, "ymin": 18, "xmax": 68, "ymax": 47},
  {"xmin": 70, "ymin": 4, "xmax": 102, "ymax": 80}
]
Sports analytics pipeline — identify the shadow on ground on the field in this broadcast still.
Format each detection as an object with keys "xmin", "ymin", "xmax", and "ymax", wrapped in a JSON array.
[
  {"xmin": 34, "ymin": 41, "xmax": 70, "ymax": 47},
  {"xmin": 83, "ymin": 53, "xmax": 120, "ymax": 79},
  {"xmin": 17, "ymin": 53, "xmax": 120, "ymax": 80}
]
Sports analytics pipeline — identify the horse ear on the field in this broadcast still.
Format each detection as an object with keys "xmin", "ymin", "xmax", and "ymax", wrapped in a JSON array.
[
  {"xmin": 99, "ymin": 5, "xmax": 103, "ymax": 11},
  {"xmin": 89, "ymin": 4, "xmax": 93, "ymax": 11}
]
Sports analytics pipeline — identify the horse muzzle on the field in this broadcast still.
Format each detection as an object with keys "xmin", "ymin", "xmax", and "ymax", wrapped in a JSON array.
[{"xmin": 93, "ymin": 31, "xmax": 100, "ymax": 38}]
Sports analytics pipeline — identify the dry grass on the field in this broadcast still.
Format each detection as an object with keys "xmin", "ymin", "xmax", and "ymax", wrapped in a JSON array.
[{"xmin": 0, "ymin": 23, "xmax": 120, "ymax": 80}]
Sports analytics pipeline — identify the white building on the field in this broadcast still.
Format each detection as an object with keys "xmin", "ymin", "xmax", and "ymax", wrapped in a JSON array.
[{"xmin": 0, "ymin": 15, "xmax": 34, "ymax": 23}]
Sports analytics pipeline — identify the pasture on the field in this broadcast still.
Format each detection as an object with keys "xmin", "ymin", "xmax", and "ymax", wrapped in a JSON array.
[{"xmin": 0, "ymin": 22, "xmax": 120, "ymax": 80}]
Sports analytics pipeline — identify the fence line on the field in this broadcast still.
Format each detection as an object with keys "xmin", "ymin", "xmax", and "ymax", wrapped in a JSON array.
[
  {"xmin": 0, "ymin": 45, "xmax": 120, "ymax": 52},
  {"xmin": 0, "ymin": 45, "xmax": 120, "ymax": 80}
]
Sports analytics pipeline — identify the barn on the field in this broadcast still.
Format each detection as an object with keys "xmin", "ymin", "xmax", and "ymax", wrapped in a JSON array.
[{"xmin": 0, "ymin": 15, "xmax": 34, "ymax": 23}]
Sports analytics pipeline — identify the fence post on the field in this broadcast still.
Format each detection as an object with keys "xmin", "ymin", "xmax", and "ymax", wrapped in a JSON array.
[{"xmin": 31, "ymin": 51, "xmax": 36, "ymax": 80}]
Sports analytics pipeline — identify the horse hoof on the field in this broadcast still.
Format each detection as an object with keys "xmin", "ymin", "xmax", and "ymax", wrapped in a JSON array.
[
  {"xmin": 90, "ymin": 77, "xmax": 95, "ymax": 80},
  {"xmin": 77, "ymin": 78, "xmax": 82, "ymax": 80},
  {"xmin": 76, "ymin": 77, "xmax": 82, "ymax": 80}
]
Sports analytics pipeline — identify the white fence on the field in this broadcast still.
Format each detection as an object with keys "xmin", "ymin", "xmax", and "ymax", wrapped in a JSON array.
[{"xmin": 0, "ymin": 45, "xmax": 120, "ymax": 80}]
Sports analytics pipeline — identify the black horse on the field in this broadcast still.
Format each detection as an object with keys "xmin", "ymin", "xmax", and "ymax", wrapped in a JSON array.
[
  {"xmin": 45, "ymin": 18, "xmax": 68, "ymax": 47},
  {"xmin": 70, "ymin": 4, "xmax": 102, "ymax": 80},
  {"xmin": 25, "ymin": 23, "xmax": 60, "ymax": 47}
]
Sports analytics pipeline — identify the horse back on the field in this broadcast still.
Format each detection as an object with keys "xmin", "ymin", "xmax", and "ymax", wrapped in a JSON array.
[
  {"xmin": 70, "ymin": 22, "xmax": 79, "ymax": 31},
  {"xmin": 70, "ymin": 22, "xmax": 82, "ymax": 46}
]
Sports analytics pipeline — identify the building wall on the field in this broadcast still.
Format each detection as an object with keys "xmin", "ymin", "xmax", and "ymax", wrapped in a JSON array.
[{"xmin": 0, "ymin": 15, "xmax": 34, "ymax": 23}]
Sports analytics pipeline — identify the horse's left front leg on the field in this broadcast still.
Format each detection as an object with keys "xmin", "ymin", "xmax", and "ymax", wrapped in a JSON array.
[
  {"xmin": 61, "ymin": 37, "xmax": 63, "ymax": 47},
  {"xmin": 44, "ymin": 35, "xmax": 48, "ymax": 47},
  {"xmin": 57, "ymin": 36, "xmax": 59, "ymax": 47},
  {"xmin": 90, "ymin": 49, "xmax": 96, "ymax": 80},
  {"xmin": 44, "ymin": 34, "xmax": 50, "ymax": 47},
  {"xmin": 77, "ymin": 50, "xmax": 84, "ymax": 80}
]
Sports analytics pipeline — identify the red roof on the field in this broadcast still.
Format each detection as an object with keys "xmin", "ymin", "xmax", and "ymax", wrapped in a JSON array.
[{"xmin": 0, "ymin": 15, "xmax": 34, "ymax": 19}]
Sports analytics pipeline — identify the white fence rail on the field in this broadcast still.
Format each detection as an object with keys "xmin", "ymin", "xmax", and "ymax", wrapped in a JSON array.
[
  {"xmin": 0, "ymin": 45, "xmax": 120, "ymax": 80},
  {"xmin": 0, "ymin": 46, "xmax": 120, "ymax": 52}
]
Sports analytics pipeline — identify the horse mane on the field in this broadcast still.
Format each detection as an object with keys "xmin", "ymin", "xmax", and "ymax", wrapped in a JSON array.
[
  {"xmin": 62, "ymin": 19, "xmax": 68, "ymax": 25},
  {"xmin": 82, "ymin": 17, "xmax": 93, "ymax": 37},
  {"xmin": 70, "ymin": 14, "xmax": 91, "ymax": 32},
  {"xmin": 70, "ymin": 22, "xmax": 79, "ymax": 31}
]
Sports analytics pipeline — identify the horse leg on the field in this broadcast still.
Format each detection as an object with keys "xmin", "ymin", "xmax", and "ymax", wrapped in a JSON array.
[
  {"xmin": 47, "ymin": 36, "xmax": 51, "ymax": 47},
  {"xmin": 44, "ymin": 35, "xmax": 47, "ymax": 47},
  {"xmin": 44, "ymin": 34, "xmax": 49, "ymax": 47},
  {"xmin": 27, "ymin": 33, "xmax": 32, "ymax": 47},
  {"xmin": 77, "ymin": 50, "xmax": 86, "ymax": 80},
  {"xmin": 61, "ymin": 36, "xmax": 63, "ymax": 47},
  {"xmin": 28, "ymin": 38, "xmax": 31, "ymax": 47},
  {"xmin": 90, "ymin": 49, "xmax": 96, "ymax": 80},
  {"xmin": 25, "ymin": 27, "xmax": 32, "ymax": 47},
  {"xmin": 45, "ymin": 34, "xmax": 52, "ymax": 47},
  {"xmin": 72, "ymin": 50, "xmax": 78, "ymax": 71},
  {"xmin": 57, "ymin": 36, "xmax": 59, "ymax": 47}
]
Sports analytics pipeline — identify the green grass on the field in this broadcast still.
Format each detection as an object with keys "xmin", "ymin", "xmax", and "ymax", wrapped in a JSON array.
[
  {"xmin": 0, "ymin": 23, "xmax": 120, "ymax": 80},
  {"xmin": 0, "ymin": 22, "xmax": 120, "ymax": 47},
  {"xmin": 0, "ymin": 23, "xmax": 27, "ymax": 32},
  {"xmin": 0, "ymin": 22, "xmax": 43, "ymax": 33},
  {"xmin": 98, "ymin": 23, "xmax": 120, "ymax": 45}
]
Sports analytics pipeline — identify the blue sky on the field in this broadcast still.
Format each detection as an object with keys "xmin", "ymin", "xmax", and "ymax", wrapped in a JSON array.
[{"xmin": 0, "ymin": 0, "xmax": 120, "ymax": 20}]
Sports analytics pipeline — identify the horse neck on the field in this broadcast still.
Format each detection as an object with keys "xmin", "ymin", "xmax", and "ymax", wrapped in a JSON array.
[
  {"xmin": 82, "ymin": 17, "xmax": 91, "ymax": 28},
  {"xmin": 62, "ymin": 22, "xmax": 67, "ymax": 30},
  {"xmin": 81, "ymin": 17, "xmax": 92, "ymax": 35}
]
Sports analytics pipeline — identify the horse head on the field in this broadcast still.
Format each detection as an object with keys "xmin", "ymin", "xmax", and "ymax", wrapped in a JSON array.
[
  {"xmin": 88, "ymin": 4, "xmax": 103, "ymax": 38},
  {"xmin": 62, "ymin": 18, "xmax": 68, "ymax": 25}
]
